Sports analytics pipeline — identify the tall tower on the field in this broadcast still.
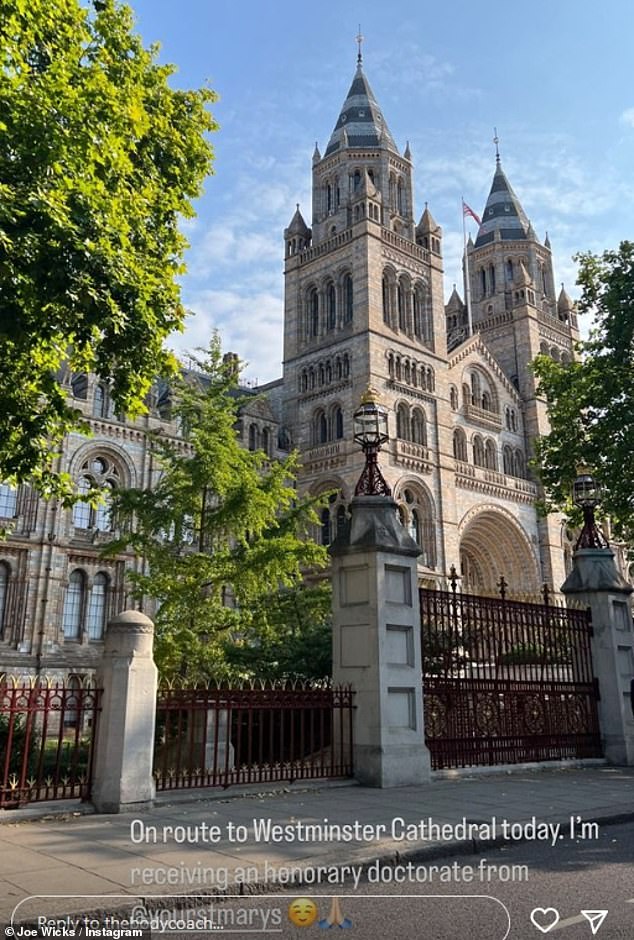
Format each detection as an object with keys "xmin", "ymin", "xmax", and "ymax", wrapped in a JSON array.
[
  {"xmin": 463, "ymin": 150, "xmax": 580, "ymax": 588},
  {"xmin": 281, "ymin": 51, "xmax": 447, "ymax": 556}
]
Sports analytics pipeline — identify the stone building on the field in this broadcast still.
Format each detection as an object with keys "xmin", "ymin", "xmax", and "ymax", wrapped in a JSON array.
[
  {"xmin": 0, "ymin": 53, "xmax": 593, "ymax": 676},
  {"xmin": 279, "ymin": 54, "xmax": 579, "ymax": 596}
]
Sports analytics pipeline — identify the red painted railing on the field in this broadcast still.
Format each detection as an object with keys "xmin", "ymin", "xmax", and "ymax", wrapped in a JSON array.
[
  {"xmin": 153, "ymin": 680, "xmax": 355, "ymax": 791},
  {"xmin": 0, "ymin": 676, "xmax": 101, "ymax": 809}
]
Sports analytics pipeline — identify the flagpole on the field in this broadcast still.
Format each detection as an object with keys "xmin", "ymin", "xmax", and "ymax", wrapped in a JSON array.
[{"xmin": 462, "ymin": 198, "xmax": 473, "ymax": 337}]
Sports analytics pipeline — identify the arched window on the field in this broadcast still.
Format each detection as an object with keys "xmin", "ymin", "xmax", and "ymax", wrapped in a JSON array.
[
  {"xmin": 480, "ymin": 268, "xmax": 486, "ymax": 298},
  {"xmin": 262, "ymin": 427, "xmax": 271, "ymax": 456},
  {"xmin": 396, "ymin": 403, "xmax": 409, "ymax": 440},
  {"xmin": 72, "ymin": 456, "xmax": 121, "ymax": 531},
  {"xmin": 397, "ymin": 282, "xmax": 405, "ymax": 330},
  {"xmin": 71, "ymin": 374, "xmax": 88, "ymax": 400},
  {"xmin": 318, "ymin": 411, "xmax": 328, "ymax": 444},
  {"xmin": 484, "ymin": 439, "xmax": 497, "ymax": 470},
  {"xmin": 62, "ymin": 570, "xmax": 85, "ymax": 640},
  {"xmin": 413, "ymin": 289, "xmax": 422, "ymax": 338},
  {"xmin": 343, "ymin": 354, "xmax": 350, "ymax": 378},
  {"xmin": 326, "ymin": 282, "xmax": 336, "ymax": 330},
  {"xmin": 470, "ymin": 372, "xmax": 481, "ymax": 406},
  {"xmin": 399, "ymin": 486, "xmax": 436, "ymax": 567},
  {"xmin": 93, "ymin": 383, "xmax": 108, "ymax": 418},
  {"xmin": 72, "ymin": 476, "xmax": 92, "ymax": 528},
  {"xmin": 320, "ymin": 507, "xmax": 331, "ymax": 546},
  {"xmin": 334, "ymin": 407, "xmax": 344, "ymax": 440},
  {"xmin": 382, "ymin": 275, "xmax": 390, "ymax": 324},
  {"xmin": 513, "ymin": 450, "xmax": 525, "ymax": 479},
  {"xmin": 482, "ymin": 390, "xmax": 492, "ymax": 411},
  {"xmin": 540, "ymin": 341, "xmax": 549, "ymax": 355},
  {"xmin": 397, "ymin": 179, "xmax": 404, "ymax": 214},
  {"xmin": 353, "ymin": 170, "xmax": 361, "ymax": 191},
  {"xmin": 336, "ymin": 357, "xmax": 343, "ymax": 380},
  {"xmin": 300, "ymin": 371, "xmax": 308, "ymax": 392},
  {"xmin": 309, "ymin": 288, "xmax": 319, "ymax": 337},
  {"xmin": 411, "ymin": 408, "xmax": 427, "ymax": 446},
  {"xmin": 86, "ymin": 573, "xmax": 108, "ymax": 640},
  {"xmin": 505, "ymin": 258, "xmax": 514, "ymax": 283},
  {"xmin": 426, "ymin": 367, "xmax": 435, "ymax": 392},
  {"xmin": 0, "ymin": 562, "xmax": 9, "ymax": 639},
  {"xmin": 473, "ymin": 435, "xmax": 485, "ymax": 467},
  {"xmin": 94, "ymin": 479, "xmax": 114, "ymax": 531},
  {"xmin": 489, "ymin": 264, "xmax": 496, "ymax": 294},
  {"xmin": 387, "ymin": 354, "xmax": 394, "ymax": 378},
  {"xmin": 248, "ymin": 423, "xmax": 258, "ymax": 451},
  {"xmin": 409, "ymin": 509, "xmax": 420, "ymax": 545},
  {"xmin": 344, "ymin": 274, "xmax": 353, "ymax": 323},
  {"xmin": 0, "ymin": 484, "xmax": 17, "ymax": 518},
  {"xmin": 453, "ymin": 428, "xmax": 467, "ymax": 462},
  {"xmin": 503, "ymin": 445, "xmax": 513, "ymax": 475}
]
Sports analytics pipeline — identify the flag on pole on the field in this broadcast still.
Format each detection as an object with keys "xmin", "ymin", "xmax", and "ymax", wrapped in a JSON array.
[{"xmin": 462, "ymin": 201, "xmax": 481, "ymax": 225}]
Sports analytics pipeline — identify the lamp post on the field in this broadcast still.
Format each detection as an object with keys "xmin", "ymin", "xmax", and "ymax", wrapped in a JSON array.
[
  {"xmin": 572, "ymin": 466, "xmax": 608, "ymax": 549},
  {"xmin": 353, "ymin": 387, "xmax": 391, "ymax": 497}
]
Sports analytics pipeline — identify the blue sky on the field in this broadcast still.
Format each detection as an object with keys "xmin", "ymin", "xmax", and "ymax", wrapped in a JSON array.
[{"xmin": 131, "ymin": 0, "xmax": 634, "ymax": 384}]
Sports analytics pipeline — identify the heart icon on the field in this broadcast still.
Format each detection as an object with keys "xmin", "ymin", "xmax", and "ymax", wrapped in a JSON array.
[{"xmin": 530, "ymin": 908, "xmax": 560, "ymax": 934}]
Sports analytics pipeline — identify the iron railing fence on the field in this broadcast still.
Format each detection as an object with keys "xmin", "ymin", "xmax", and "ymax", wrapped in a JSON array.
[
  {"xmin": 420, "ymin": 581, "xmax": 602, "ymax": 769},
  {"xmin": 0, "ymin": 676, "xmax": 101, "ymax": 809},
  {"xmin": 153, "ymin": 681, "xmax": 355, "ymax": 791}
]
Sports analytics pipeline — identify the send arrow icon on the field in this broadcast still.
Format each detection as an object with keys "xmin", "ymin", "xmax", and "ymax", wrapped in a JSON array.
[{"xmin": 581, "ymin": 911, "xmax": 608, "ymax": 935}]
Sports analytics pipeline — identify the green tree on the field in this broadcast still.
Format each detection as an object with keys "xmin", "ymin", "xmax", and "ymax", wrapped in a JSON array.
[
  {"xmin": 533, "ymin": 241, "xmax": 634, "ymax": 544},
  {"xmin": 106, "ymin": 340, "xmax": 328, "ymax": 682},
  {"xmin": 0, "ymin": 0, "xmax": 217, "ymax": 499},
  {"xmin": 224, "ymin": 581, "xmax": 333, "ymax": 681}
]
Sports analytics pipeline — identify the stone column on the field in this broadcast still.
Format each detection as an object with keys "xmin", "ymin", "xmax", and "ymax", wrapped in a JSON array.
[
  {"xmin": 562, "ymin": 548, "xmax": 634, "ymax": 765},
  {"xmin": 91, "ymin": 610, "xmax": 158, "ymax": 813},
  {"xmin": 329, "ymin": 495, "xmax": 432, "ymax": 787}
]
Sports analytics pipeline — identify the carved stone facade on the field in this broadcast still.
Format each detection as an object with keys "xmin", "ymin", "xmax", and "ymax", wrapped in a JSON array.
[{"xmin": 0, "ymin": 55, "xmax": 609, "ymax": 677}]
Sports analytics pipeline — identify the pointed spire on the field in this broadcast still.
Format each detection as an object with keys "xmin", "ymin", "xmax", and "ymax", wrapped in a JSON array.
[
  {"xmin": 558, "ymin": 284, "xmax": 574, "ymax": 313},
  {"xmin": 312, "ymin": 141, "xmax": 321, "ymax": 163},
  {"xmin": 325, "ymin": 59, "xmax": 397, "ymax": 157},
  {"xmin": 417, "ymin": 203, "xmax": 441, "ymax": 234},
  {"xmin": 285, "ymin": 204, "xmax": 310, "ymax": 237},
  {"xmin": 474, "ymin": 155, "xmax": 530, "ymax": 248},
  {"xmin": 404, "ymin": 140, "xmax": 412, "ymax": 161},
  {"xmin": 446, "ymin": 285, "xmax": 464, "ymax": 310},
  {"xmin": 526, "ymin": 220, "xmax": 536, "ymax": 241},
  {"xmin": 517, "ymin": 260, "xmax": 533, "ymax": 287},
  {"xmin": 544, "ymin": 231, "xmax": 551, "ymax": 248}
]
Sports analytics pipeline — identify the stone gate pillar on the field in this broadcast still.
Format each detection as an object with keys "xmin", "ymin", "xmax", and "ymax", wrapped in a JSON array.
[
  {"xmin": 562, "ymin": 548, "xmax": 634, "ymax": 765},
  {"xmin": 329, "ymin": 495, "xmax": 432, "ymax": 786},
  {"xmin": 91, "ymin": 610, "xmax": 158, "ymax": 813}
]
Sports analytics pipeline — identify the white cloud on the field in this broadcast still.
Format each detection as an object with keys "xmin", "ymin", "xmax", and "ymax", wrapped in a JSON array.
[
  {"xmin": 619, "ymin": 107, "xmax": 634, "ymax": 128},
  {"xmin": 174, "ymin": 288, "xmax": 284, "ymax": 385}
]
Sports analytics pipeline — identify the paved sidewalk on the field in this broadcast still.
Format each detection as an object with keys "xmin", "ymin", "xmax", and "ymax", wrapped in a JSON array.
[{"xmin": 1, "ymin": 766, "xmax": 633, "ymax": 923}]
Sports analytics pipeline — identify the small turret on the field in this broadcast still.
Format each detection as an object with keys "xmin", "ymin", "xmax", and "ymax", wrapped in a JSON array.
[
  {"xmin": 284, "ymin": 204, "xmax": 311, "ymax": 258},
  {"xmin": 416, "ymin": 203, "xmax": 442, "ymax": 254},
  {"xmin": 404, "ymin": 140, "xmax": 412, "ymax": 161},
  {"xmin": 544, "ymin": 231, "xmax": 551, "ymax": 249},
  {"xmin": 312, "ymin": 142, "xmax": 321, "ymax": 164},
  {"xmin": 557, "ymin": 284, "xmax": 574, "ymax": 321}
]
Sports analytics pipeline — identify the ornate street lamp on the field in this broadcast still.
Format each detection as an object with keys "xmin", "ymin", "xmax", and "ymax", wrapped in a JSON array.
[
  {"xmin": 353, "ymin": 386, "xmax": 391, "ymax": 497},
  {"xmin": 572, "ymin": 465, "xmax": 608, "ymax": 549}
]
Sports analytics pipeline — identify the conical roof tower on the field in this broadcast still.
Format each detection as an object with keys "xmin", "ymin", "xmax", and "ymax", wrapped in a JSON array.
[
  {"xmin": 325, "ymin": 60, "xmax": 397, "ymax": 156},
  {"xmin": 474, "ymin": 158, "xmax": 530, "ymax": 248}
]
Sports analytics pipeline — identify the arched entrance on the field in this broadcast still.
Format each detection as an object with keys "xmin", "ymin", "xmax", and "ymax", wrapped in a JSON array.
[{"xmin": 459, "ymin": 506, "xmax": 540, "ymax": 593}]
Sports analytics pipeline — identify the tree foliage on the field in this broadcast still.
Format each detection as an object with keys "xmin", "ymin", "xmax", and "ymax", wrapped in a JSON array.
[
  {"xmin": 533, "ymin": 241, "xmax": 634, "ymax": 544},
  {"xmin": 0, "ymin": 0, "xmax": 217, "ymax": 498},
  {"xmin": 106, "ymin": 340, "xmax": 328, "ymax": 681}
]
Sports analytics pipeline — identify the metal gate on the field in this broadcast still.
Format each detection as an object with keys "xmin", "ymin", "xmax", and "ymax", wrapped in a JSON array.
[{"xmin": 420, "ymin": 573, "xmax": 602, "ymax": 769}]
